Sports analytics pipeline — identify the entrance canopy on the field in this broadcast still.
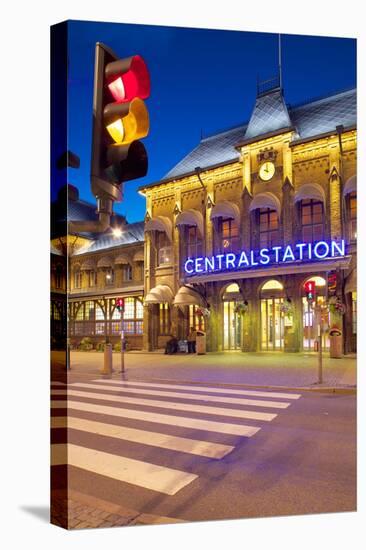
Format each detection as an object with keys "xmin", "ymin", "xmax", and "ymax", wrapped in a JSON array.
[
  {"xmin": 97, "ymin": 256, "xmax": 113, "ymax": 269},
  {"xmin": 210, "ymin": 200, "xmax": 240, "ymax": 226},
  {"xmin": 175, "ymin": 209, "xmax": 204, "ymax": 238},
  {"xmin": 173, "ymin": 285, "xmax": 205, "ymax": 307},
  {"xmin": 80, "ymin": 259, "xmax": 95, "ymax": 271},
  {"xmin": 144, "ymin": 216, "xmax": 173, "ymax": 242},
  {"xmin": 144, "ymin": 284, "xmax": 174, "ymax": 304}
]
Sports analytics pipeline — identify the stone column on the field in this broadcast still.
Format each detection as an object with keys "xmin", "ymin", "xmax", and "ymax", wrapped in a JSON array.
[
  {"xmin": 329, "ymin": 141, "xmax": 342, "ymax": 241},
  {"xmin": 282, "ymin": 177, "xmax": 294, "ymax": 246}
]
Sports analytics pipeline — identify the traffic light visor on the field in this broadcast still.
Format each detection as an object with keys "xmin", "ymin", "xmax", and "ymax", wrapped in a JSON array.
[
  {"xmin": 105, "ymin": 98, "xmax": 149, "ymax": 144},
  {"xmin": 106, "ymin": 55, "xmax": 150, "ymax": 103}
]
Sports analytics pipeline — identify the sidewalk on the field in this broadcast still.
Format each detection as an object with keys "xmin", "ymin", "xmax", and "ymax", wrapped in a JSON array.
[{"xmin": 66, "ymin": 350, "xmax": 357, "ymax": 392}]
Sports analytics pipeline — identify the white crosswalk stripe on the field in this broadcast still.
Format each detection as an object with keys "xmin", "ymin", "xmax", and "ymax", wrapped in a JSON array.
[
  {"xmin": 51, "ymin": 379, "xmax": 301, "ymax": 496},
  {"xmin": 67, "ymin": 382, "xmax": 291, "ymax": 409},
  {"xmin": 89, "ymin": 379, "xmax": 302, "ymax": 400}
]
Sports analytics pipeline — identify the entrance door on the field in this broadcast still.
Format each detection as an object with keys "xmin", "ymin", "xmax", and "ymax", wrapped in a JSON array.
[
  {"xmin": 261, "ymin": 298, "xmax": 284, "ymax": 350},
  {"xmin": 223, "ymin": 301, "xmax": 241, "ymax": 350}
]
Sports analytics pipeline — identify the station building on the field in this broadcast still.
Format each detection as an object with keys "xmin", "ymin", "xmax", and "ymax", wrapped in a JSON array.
[
  {"xmin": 139, "ymin": 82, "xmax": 357, "ymax": 354},
  {"xmin": 52, "ymin": 82, "xmax": 357, "ymax": 355}
]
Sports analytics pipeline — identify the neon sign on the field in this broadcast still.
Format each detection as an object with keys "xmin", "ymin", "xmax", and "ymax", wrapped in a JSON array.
[{"xmin": 184, "ymin": 240, "xmax": 346, "ymax": 275}]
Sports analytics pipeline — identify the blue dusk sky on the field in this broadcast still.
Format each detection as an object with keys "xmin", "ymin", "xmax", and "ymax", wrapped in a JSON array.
[{"xmin": 57, "ymin": 20, "xmax": 356, "ymax": 222}]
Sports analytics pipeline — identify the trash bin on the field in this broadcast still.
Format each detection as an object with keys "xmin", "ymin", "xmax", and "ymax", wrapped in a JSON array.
[
  {"xmin": 329, "ymin": 327, "xmax": 343, "ymax": 358},
  {"xmin": 196, "ymin": 331, "xmax": 206, "ymax": 355}
]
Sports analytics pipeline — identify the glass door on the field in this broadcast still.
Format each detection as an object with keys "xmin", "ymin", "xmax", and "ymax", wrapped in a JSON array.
[
  {"xmin": 261, "ymin": 298, "xmax": 284, "ymax": 350},
  {"xmin": 223, "ymin": 301, "xmax": 241, "ymax": 350}
]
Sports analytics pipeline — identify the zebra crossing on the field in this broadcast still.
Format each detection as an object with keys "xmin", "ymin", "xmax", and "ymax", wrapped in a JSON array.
[{"xmin": 51, "ymin": 379, "xmax": 301, "ymax": 496}]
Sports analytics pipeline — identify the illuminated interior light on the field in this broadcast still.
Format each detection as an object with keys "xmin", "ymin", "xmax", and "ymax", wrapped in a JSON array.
[
  {"xmin": 106, "ymin": 118, "xmax": 125, "ymax": 143},
  {"xmin": 108, "ymin": 77, "xmax": 126, "ymax": 102}
]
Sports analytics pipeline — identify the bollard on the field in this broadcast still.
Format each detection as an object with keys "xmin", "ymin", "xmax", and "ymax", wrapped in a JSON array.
[{"xmin": 101, "ymin": 343, "xmax": 113, "ymax": 375}]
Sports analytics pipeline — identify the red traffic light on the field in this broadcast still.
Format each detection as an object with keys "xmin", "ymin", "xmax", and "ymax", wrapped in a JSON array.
[
  {"xmin": 116, "ymin": 297, "xmax": 125, "ymax": 311},
  {"xmin": 304, "ymin": 280, "xmax": 316, "ymax": 302},
  {"xmin": 106, "ymin": 55, "xmax": 150, "ymax": 103}
]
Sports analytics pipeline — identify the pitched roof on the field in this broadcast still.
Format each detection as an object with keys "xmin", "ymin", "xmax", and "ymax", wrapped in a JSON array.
[
  {"xmin": 77, "ymin": 221, "xmax": 145, "ymax": 254},
  {"xmin": 162, "ymin": 87, "xmax": 356, "ymax": 181},
  {"xmin": 244, "ymin": 88, "xmax": 292, "ymax": 140}
]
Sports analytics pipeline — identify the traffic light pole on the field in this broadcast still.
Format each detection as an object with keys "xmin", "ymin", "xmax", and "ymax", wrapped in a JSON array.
[{"xmin": 314, "ymin": 304, "xmax": 323, "ymax": 384}]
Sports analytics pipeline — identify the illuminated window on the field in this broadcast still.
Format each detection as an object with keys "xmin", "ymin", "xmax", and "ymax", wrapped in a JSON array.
[
  {"xmin": 95, "ymin": 303, "xmax": 105, "ymax": 320},
  {"xmin": 105, "ymin": 269, "xmax": 114, "ymax": 285},
  {"xmin": 85, "ymin": 301, "xmax": 95, "ymax": 320},
  {"xmin": 301, "ymin": 199, "xmax": 324, "ymax": 242},
  {"xmin": 304, "ymin": 276, "xmax": 326, "ymax": 288},
  {"xmin": 225, "ymin": 283, "xmax": 240, "ymax": 293},
  {"xmin": 157, "ymin": 232, "xmax": 172, "ymax": 266},
  {"xmin": 348, "ymin": 192, "xmax": 357, "ymax": 242},
  {"xmin": 259, "ymin": 208, "xmax": 279, "ymax": 248},
  {"xmin": 88, "ymin": 270, "xmax": 96, "ymax": 287},
  {"xmin": 124, "ymin": 297, "xmax": 135, "ymax": 319},
  {"xmin": 75, "ymin": 303, "xmax": 84, "ymax": 320},
  {"xmin": 262, "ymin": 280, "xmax": 283, "ymax": 291},
  {"xmin": 159, "ymin": 303, "xmax": 171, "ymax": 335},
  {"xmin": 218, "ymin": 218, "xmax": 239, "ymax": 253}
]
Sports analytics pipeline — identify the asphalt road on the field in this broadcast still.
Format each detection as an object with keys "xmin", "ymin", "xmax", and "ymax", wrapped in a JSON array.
[{"xmin": 51, "ymin": 377, "xmax": 356, "ymax": 523}]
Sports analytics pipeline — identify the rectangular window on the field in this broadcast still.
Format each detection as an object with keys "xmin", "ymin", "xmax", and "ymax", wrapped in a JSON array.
[
  {"xmin": 301, "ymin": 199, "xmax": 324, "ymax": 243},
  {"xmin": 259, "ymin": 209, "xmax": 279, "ymax": 248},
  {"xmin": 122, "ymin": 264, "xmax": 133, "ymax": 282},
  {"xmin": 186, "ymin": 226, "xmax": 203, "ymax": 258},
  {"xmin": 219, "ymin": 218, "xmax": 239, "ymax": 253},
  {"xmin": 157, "ymin": 232, "xmax": 172, "ymax": 266},
  {"xmin": 349, "ymin": 192, "xmax": 357, "ymax": 241},
  {"xmin": 74, "ymin": 271, "xmax": 82, "ymax": 289},
  {"xmin": 105, "ymin": 269, "xmax": 114, "ymax": 285},
  {"xmin": 88, "ymin": 271, "xmax": 96, "ymax": 287}
]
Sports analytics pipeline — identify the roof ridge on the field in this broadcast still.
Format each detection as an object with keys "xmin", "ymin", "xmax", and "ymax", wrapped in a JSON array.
[{"xmin": 288, "ymin": 86, "xmax": 356, "ymax": 111}]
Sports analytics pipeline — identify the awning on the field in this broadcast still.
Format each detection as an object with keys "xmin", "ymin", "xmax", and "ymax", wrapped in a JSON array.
[
  {"xmin": 144, "ymin": 284, "xmax": 174, "ymax": 304},
  {"xmin": 97, "ymin": 256, "xmax": 113, "ymax": 268},
  {"xmin": 173, "ymin": 285, "xmax": 205, "ymax": 307},
  {"xmin": 175, "ymin": 209, "xmax": 204, "ymax": 238},
  {"xmin": 249, "ymin": 192, "xmax": 281, "ymax": 216},
  {"xmin": 210, "ymin": 201, "xmax": 240, "ymax": 226},
  {"xmin": 294, "ymin": 183, "xmax": 325, "ymax": 204},
  {"xmin": 144, "ymin": 216, "xmax": 173, "ymax": 242},
  {"xmin": 133, "ymin": 250, "xmax": 144, "ymax": 262},
  {"xmin": 115, "ymin": 254, "xmax": 130, "ymax": 265},
  {"xmin": 80, "ymin": 259, "xmax": 95, "ymax": 271},
  {"xmin": 345, "ymin": 269, "xmax": 357, "ymax": 294},
  {"xmin": 343, "ymin": 175, "xmax": 356, "ymax": 196}
]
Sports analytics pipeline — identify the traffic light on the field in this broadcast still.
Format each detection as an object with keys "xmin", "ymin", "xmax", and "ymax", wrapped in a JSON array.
[
  {"xmin": 304, "ymin": 280, "xmax": 316, "ymax": 303},
  {"xmin": 90, "ymin": 43, "xmax": 150, "ymax": 216},
  {"xmin": 116, "ymin": 297, "xmax": 125, "ymax": 313}
]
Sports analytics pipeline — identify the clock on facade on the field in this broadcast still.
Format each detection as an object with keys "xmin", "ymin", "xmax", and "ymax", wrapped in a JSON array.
[{"xmin": 259, "ymin": 161, "xmax": 275, "ymax": 181}]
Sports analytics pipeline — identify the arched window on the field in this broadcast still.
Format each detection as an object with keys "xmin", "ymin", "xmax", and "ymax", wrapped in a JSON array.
[
  {"xmin": 218, "ymin": 218, "xmax": 239, "ymax": 253},
  {"xmin": 259, "ymin": 208, "xmax": 279, "ymax": 248},
  {"xmin": 300, "ymin": 199, "xmax": 324, "ymax": 242},
  {"xmin": 261, "ymin": 279, "xmax": 284, "ymax": 292}
]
